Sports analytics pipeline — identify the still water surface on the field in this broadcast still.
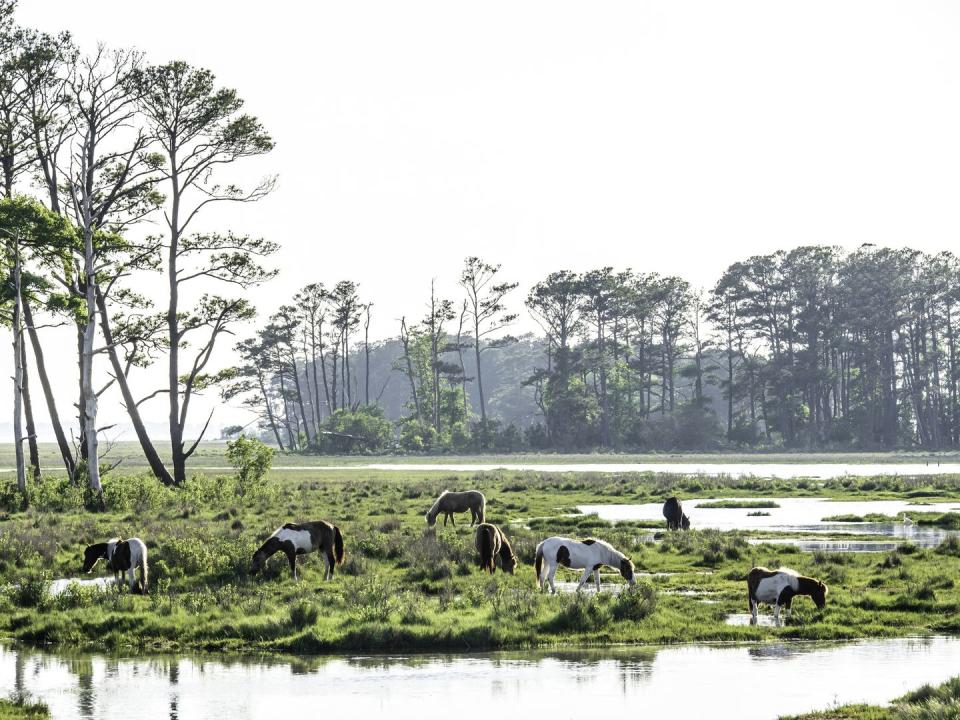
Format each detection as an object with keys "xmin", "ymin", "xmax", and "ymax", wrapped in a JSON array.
[{"xmin": 3, "ymin": 637, "xmax": 960, "ymax": 720}]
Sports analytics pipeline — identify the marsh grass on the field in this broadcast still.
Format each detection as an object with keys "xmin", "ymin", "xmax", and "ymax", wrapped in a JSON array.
[{"xmin": 1, "ymin": 467, "xmax": 960, "ymax": 653}]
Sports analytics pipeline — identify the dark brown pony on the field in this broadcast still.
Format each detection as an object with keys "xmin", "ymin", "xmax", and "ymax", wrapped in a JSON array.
[
  {"xmin": 426, "ymin": 490, "xmax": 486, "ymax": 527},
  {"xmin": 475, "ymin": 523, "xmax": 517, "ymax": 574},
  {"xmin": 251, "ymin": 521, "xmax": 345, "ymax": 580},
  {"xmin": 662, "ymin": 497, "xmax": 691, "ymax": 530}
]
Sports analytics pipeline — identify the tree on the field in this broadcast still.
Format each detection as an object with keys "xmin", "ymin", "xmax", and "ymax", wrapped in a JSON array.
[
  {"xmin": 459, "ymin": 256, "xmax": 518, "ymax": 438},
  {"xmin": 59, "ymin": 46, "xmax": 162, "ymax": 503},
  {"xmin": 0, "ymin": 197, "xmax": 74, "ymax": 498},
  {"xmin": 129, "ymin": 60, "xmax": 275, "ymax": 484}
]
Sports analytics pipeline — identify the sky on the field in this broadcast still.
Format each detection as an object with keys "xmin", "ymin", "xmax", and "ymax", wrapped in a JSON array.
[{"xmin": 4, "ymin": 0, "xmax": 960, "ymax": 440}]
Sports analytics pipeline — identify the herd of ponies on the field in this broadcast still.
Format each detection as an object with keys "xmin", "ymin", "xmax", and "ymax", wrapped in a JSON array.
[{"xmin": 79, "ymin": 491, "xmax": 827, "ymax": 625}]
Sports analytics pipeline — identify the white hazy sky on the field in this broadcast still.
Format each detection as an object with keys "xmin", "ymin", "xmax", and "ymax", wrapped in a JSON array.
[{"xmin": 4, "ymin": 0, "xmax": 960, "ymax": 439}]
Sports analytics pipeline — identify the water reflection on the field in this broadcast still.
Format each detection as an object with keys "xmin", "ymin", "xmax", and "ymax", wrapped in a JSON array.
[{"xmin": 4, "ymin": 638, "xmax": 960, "ymax": 719}]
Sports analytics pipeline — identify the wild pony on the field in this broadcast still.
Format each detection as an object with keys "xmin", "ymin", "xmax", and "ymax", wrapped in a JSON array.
[
  {"xmin": 425, "ymin": 490, "xmax": 486, "ymax": 527},
  {"xmin": 534, "ymin": 537, "xmax": 635, "ymax": 593},
  {"xmin": 662, "ymin": 497, "xmax": 691, "ymax": 530},
  {"xmin": 747, "ymin": 566, "xmax": 827, "ymax": 625},
  {"xmin": 475, "ymin": 523, "xmax": 517, "ymax": 574},
  {"xmin": 251, "ymin": 521, "xmax": 345, "ymax": 580},
  {"xmin": 81, "ymin": 537, "xmax": 149, "ymax": 594}
]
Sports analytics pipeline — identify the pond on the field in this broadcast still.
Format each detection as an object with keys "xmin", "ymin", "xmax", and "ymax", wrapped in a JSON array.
[
  {"xmin": 578, "ymin": 497, "xmax": 960, "ymax": 548},
  {"xmin": 4, "ymin": 637, "xmax": 960, "ymax": 719}
]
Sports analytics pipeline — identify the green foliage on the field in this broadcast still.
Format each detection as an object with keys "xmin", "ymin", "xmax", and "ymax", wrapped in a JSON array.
[
  {"xmin": 226, "ymin": 435, "xmax": 275, "ymax": 498},
  {"xmin": 318, "ymin": 406, "xmax": 394, "ymax": 453}
]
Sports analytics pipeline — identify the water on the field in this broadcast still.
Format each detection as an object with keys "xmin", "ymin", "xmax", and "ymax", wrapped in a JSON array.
[
  {"xmin": 4, "ymin": 638, "xmax": 960, "ymax": 720},
  {"xmin": 578, "ymin": 497, "xmax": 960, "ymax": 548}
]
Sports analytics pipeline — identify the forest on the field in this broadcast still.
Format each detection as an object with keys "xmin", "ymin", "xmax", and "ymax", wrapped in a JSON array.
[
  {"xmin": 232, "ymin": 246, "xmax": 960, "ymax": 459},
  {"xmin": 3, "ymin": 0, "xmax": 960, "ymax": 510}
]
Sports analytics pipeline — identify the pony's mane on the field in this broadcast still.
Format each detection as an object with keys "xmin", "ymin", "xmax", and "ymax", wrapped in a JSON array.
[{"xmin": 427, "ymin": 490, "xmax": 450, "ymax": 516}]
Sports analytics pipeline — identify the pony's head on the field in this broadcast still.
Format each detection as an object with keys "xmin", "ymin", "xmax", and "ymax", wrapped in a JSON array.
[
  {"xmin": 250, "ymin": 537, "xmax": 279, "ymax": 576},
  {"xmin": 425, "ymin": 510, "xmax": 437, "ymax": 527},
  {"xmin": 81, "ymin": 543, "xmax": 108, "ymax": 573},
  {"xmin": 501, "ymin": 551, "xmax": 517, "ymax": 575},
  {"xmin": 619, "ymin": 557, "xmax": 636, "ymax": 586},
  {"xmin": 811, "ymin": 580, "xmax": 828, "ymax": 609},
  {"xmin": 681, "ymin": 514, "xmax": 691, "ymax": 530}
]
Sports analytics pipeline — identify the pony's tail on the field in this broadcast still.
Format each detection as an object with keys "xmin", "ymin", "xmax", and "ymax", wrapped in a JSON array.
[
  {"xmin": 333, "ymin": 526, "xmax": 345, "ymax": 566},
  {"xmin": 479, "ymin": 526, "xmax": 494, "ymax": 573},
  {"xmin": 140, "ymin": 546, "xmax": 149, "ymax": 595},
  {"xmin": 534, "ymin": 545, "xmax": 543, "ymax": 587},
  {"xmin": 479, "ymin": 496, "xmax": 486, "ymax": 524}
]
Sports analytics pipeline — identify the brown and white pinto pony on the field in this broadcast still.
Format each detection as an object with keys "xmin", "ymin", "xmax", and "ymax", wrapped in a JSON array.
[
  {"xmin": 747, "ymin": 566, "xmax": 827, "ymax": 626},
  {"xmin": 251, "ymin": 521, "xmax": 345, "ymax": 580},
  {"xmin": 475, "ymin": 523, "xmax": 517, "ymax": 574},
  {"xmin": 425, "ymin": 490, "xmax": 486, "ymax": 527},
  {"xmin": 81, "ymin": 537, "xmax": 149, "ymax": 594}
]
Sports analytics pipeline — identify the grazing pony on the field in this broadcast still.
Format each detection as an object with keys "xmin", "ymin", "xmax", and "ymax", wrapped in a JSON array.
[
  {"xmin": 425, "ymin": 490, "xmax": 486, "ymax": 527},
  {"xmin": 747, "ymin": 566, "xmax": 827, "ymax": 625},
  {"xmin": 475, "ymin": 523, "xmax": 517, "ymax": 574},
  {"xmin": 535, "ymin": 537, "xmax": 636, "ymax": 593},
  {"xmin": 251, "ymin": 521, "xmax": 345, "ymax": 580},
  {"xmin": 81, "ymin": 537, "xmax": 149, "ymax": 594},
  {"xmin": 662, "ymin": 497, "xmax": 691, "ymax": 530}
]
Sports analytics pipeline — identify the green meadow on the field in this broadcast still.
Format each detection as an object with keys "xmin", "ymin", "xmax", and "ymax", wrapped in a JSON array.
[{"xmin": 2, "ymin": 453, "xmax": 960, "ymax": 655}]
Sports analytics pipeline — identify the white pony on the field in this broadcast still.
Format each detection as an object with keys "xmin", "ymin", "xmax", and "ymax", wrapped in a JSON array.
[{"xmin": 534, "ymin": 536, "xmax": 636, "ymax": 593}]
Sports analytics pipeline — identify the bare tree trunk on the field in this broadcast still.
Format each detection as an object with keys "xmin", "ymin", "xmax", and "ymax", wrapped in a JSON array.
[
  {"xmin": 22, "ymin": 300, "xmax": 75, "ymax": 479},
  {"xmin": 20, "ymin": 341, "xmax": 40, "ymax": 481},
  {"xmin": 400, "ymin": 317, "xmax": 422, "ymax": 423},
  {"xmin": 364, "ymin": 304, "xmax": 371, "ymax": 406},
  {"xmin": 12, "ymin": 242, "xmax": 26, "ymax": 495},
  {"xmin": 81, "ymin": 222, "xmax": 103, "ymax": 504},
  {"xmin": 257, "ymin": 369, "xmax": 285, "ymax": 450},
  {"xmin": 96, "ymin": 289, "xmax": 176, "ymax": 485}
]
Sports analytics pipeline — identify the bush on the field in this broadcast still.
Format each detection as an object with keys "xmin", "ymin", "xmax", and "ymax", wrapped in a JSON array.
[
  {"xmin": 543, "ymin": 593, "xmax": 611, "ymax": 632},
  {"xmin": 612, "ymin": 583, "xmax": 657, "ymax": 621},
  {"xmin": 289, "ymin": 601, "xmax": 320, "ymax": 629},
  {"xmin": 226, "ymin": 436, "xmax": 275, "ymax": 498}
]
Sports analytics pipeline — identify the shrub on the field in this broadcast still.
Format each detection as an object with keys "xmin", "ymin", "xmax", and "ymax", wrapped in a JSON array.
[
  {"xmin": 226, "ymin": 436, "xmax": 275, "ymax": 498},
  {"xmin": 289, "ymin": 601, "xmax": 320, "ymax": 629},
  {"xmin": 612, "ymin": 583, "xmax": 657, "ymax": 621}
]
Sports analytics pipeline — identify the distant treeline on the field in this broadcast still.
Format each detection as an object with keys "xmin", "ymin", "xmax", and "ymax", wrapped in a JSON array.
[{"xmin": 226, "ymin": 246, "xmax": 960, "ymax": 453}]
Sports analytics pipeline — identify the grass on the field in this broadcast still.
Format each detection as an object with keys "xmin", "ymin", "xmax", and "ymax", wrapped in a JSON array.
[
  {"xmin": 0, "ymin": 695, "xmax": 49, "ymax": 720},
  {"xmin": 782, "ymin": 676, "xmax": 960, "ymax": 719},
  {"xmin": 2, "ymin": 449, "xmax": 960, "ymax": 655},
  {"xmin": 697, "ymin": 500, "xmax": 781, "ymax": 509}
]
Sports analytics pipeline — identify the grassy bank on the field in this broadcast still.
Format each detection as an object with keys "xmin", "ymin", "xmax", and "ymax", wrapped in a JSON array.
[
  {"xmin": 1, "ymin": 468, "xmax": 960, "ymax": 654},
  {"xmin": 0, "ymin": 696, "xmax": 49, "ymax": 720},
  {"xmin": 782, "ymin": 676, "xmax": 960, "ymax": 719}
]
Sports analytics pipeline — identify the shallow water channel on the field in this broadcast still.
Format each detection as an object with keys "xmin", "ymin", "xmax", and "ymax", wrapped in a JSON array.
[
  {"xmin": 3, "ymin": 637, "xmax": 960, "ymax": 719},
  {"xmin": 579, "ymin": 497, "xmax": 960, "ymax": 549}
]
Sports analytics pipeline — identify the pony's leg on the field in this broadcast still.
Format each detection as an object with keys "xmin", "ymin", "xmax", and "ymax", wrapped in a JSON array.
[
  {"xmin": 750, "ymin": 599, "xmax": 758, "ymax": 625},
  {"xmin": 281, "ymin": 543, "xmax": 298, "ymax": 580},
  {"xmin": 594, "ymin": 569, "xmax": 601, "ymax": 592},
  {"xmin": 324, "ymin": 549, "xmax": 335, "ymax": 580},
  {"xmin": 443, "ymin": 513, "xmax": 448, "ymax": 527},
  {"xmin": 784, "ymin": 597, "xmax": 793, "ymax": 621},
  {"xmin": 575, "ymin": 568, "xmax": 592, "ymax": 592},
  {"xmin": 127, "ymin": 567, "xmax": 137, "ymax": 592},
  {"xmin": 547, "ymin": 563, "xmax": 559, "ymax": 594},
  {"xmin": 450, "ymin": 513, "xmax": 456, "ymax": 527},
  {"xmin": 773, "ymin": 603, "xmax": 781, "ymax": 626}
]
